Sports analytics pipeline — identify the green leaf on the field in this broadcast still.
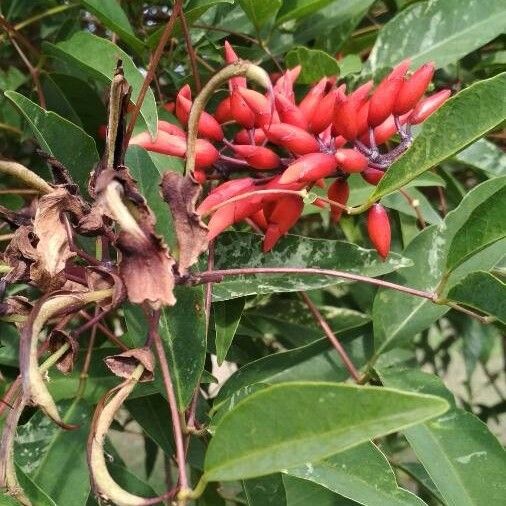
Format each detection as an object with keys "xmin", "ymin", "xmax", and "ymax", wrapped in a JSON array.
[
  {"xmin": 367, "ymin": 0, "xmax": 506, "ymax": 71},
  {"xmin": 80, "ymin": 0, "xmax": 144, "ymax": 53},
  {"xmin": 446, "ymin": 185, "xmax": 506, "ymax": 270},
  {"xmin": 447, "ymin": 271, "xmax": 506, "ymax": 324},
  {"xmin": 370, "ymin": 73, "xmax": 506, "ymax": 201},
  {"xmin": 243, "ymin": 474, "xmax": 287, "ymax": 505},
  {"xmin": 373, "ymin": 177, "xmax": 506, "ymax": 353},
  {"xmin": 4, "ymin": 91, "xmax": 99, "ymax": 193},
  {"xmin": 125, "ymin": 145, "xmax": 176, "ymax": 248},
  {"xmin": 212, "ymin": 232, "xmax": 411, "ymax": 301},
  {"xmin": 283, "ymin": 475, "xmax": 357, "ymax": 505},
  {"xmin": 106, "ymin": 461, "xmax": 159, "ymax": 497},
  {"xmin": 379, "ymin": 368, "xmax": 506, "ymax": 506},
  {"xmin": 455, "ymin": 138, "xmax": 506, "ymax": 177},
  {"xmin": 16, "ymin": 400, "xmax": 91, "ymax": 506},
  {"xmin": 204, "ymin": 382, "xmax": 448, "ymax": 481},
  {"xmin": 125, "ymin": 286, "xmax": 206, "ymax": 409},
  {"xmin": 286, "ymin": 442, "xmax": 425, "ymax": 506},
  {"xmin": 238, "ymin": 0, "xmax": 281, "ymax": 31},
  {"xmin": 44, "ymin": 32, "xmax": 158, "ymax": 138},
  {"xmin": 214, "ymin": 329, "xmax": 370, "ymax": 404},
  {"xmin": 16, "ymin": 465, "xmax": 57, "ymax": 506},
  {"xmin": 285, "ymin": 47, "xmax": 339, "ymax": 84},
  {"xmin": 277, "ymin": 0, "xmax": 336, "ymax": 25},
  {"xmin": 125, "ymin": 394, "xmax": 174, "ymax": 454},
  {"xmin": 214, "ymin": 298, "xmax": 245, "ymax": 365}
]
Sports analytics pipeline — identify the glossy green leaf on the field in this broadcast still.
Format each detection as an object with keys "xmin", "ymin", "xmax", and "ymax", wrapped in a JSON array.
[
  {"xmin": 397, "ymin": 462, "xmax": 443, "ymax": 504},
  {"xmin": 4, "ymin": 91, "xmax": 99, "ymax": 193},
  {"xmin": 41, "ymin": 74, "xmax": 82, "ymax": 127},
  {"xmin": 107, "ymin": 461, "xmax": 159, "ymax": 497},
  {"xmin": 276, "ymin": 0, "xmax": 336, "ymax": 24},
  {"xmin": 455, "ymin": 138, "xmax": 506, "ymax": 177},
  {"xmin": 125, "ymin": 286, "xmax": 206, "ymax": 409},
  {"xmin": 238, "ymin": 0, "xmax": 281, "ymax": 31},
  {"xmin": 286, "ymin": 47, "xmax": 339, "ymax": 84},
  {"xmin": 0, "ymin": 323, "xmax": 19, "ymax": 367},
  {"xmin": 286, "ymin": 442, "xmax": 425, "ymax": 506},
  {"xmin": 370, "ymin": 73, "xmax": 506, "ymax": 201},
  {"xmin": 212, "ymin": 232, "xmax": 411, "ymax": 301},
  {"xmin": 243, "ymin": 474, "xmax": 287, "ymax": 506},
  {"xmin": 446, "ymin": 184, "xmax": 506, "ymax": 270},
  {"xmin": 44, "ymin": 32, "xmax": 158, "ymax": 137},
  {"xmin": 379, "ymin": 368, "xmax": 506, "ymax": 506},
  {"xmin": 16, "ymin": 465, "xmax": 57, "ymax": 506},
  {"xmin": 367, "ymin": 0, "xmax": 506, "ymax": 71},
  {"xmin": 214, "ymin": 297, "xmax": 245, "ymax": 365},
  {"xmin": 383, "ymin": 189, "xmax": 442, "ymax": 225},
  {"xmin": 16, "ymin": 400, "xmax": 91, "ymax": 506},
  {"xmin": 125, "ymin": 145, "xmax": 176, "ymax": 248},
  {"xmin": 204, "ymin": 382, "xmax": 448, "ymax": 481},
  {"xmin": 283, "ymin": 475, "xmax": 357, "ymax": 505},
  {"xmin": 373, "ymin": 176, "xmax": 506, "ymax": 354},
  {"xmin": 80, "ymin": 0, "xmax": 144, "ymax": 53},
  {"xmin": 447, "ymin": 271, "xmax": 506, "ymax": 324},
  {"xmin": 215, "ymin": 329, "xmax": 370, "ymax": 404}
]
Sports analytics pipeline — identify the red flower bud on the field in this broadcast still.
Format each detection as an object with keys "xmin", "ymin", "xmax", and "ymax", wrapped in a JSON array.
[
  {"xmin": 230, "ymin": 144, "xmax": 280, "ymax": 170},
  {"xmin": 234, "ymin": 128, "xmax": 266, "ymax": 145},
  {"xmin": 333, "ymin": 97, "xmax": 359, "ymax": 140},
  {"xmin": 362, "ymin": 167, "xmax": 384, "ymax": 185},
  {"xmin": 327, "ymin": 179, "xmax": 349, "ymax": 222},
  {"xmin": 176, "ymin": 88, "xmax": 224, "ymax": 141},
  {"xmin": 299, "ymin": 77, "xmax": 327, "ymax": 122},
  {"xmin": 157, "ymin": 120, "xmax": 186, "ymax": 138},
  {"xmin": 207, "ymin": 197, "xmax": 263, "ymax": 241},
  {"xmin": 355, "ymin": 100, "xmax": 370, "ymax": 138},
  {"xmin": 280, "ymin": 153, "xmax": 338, "ymax": 184},
  {"xmin": 265, "ymin": 123, "xmax": 319, "ymax": 155},
  {"xmin": 249, "ymin": 209, "xmax": 268, "ymax": 231},
  {"xmin": 349, "ymin": 80, "xmax": 373, "ymax": 104},
  {"xmin": 231, "ymin": 87, "xmax": 256, "ymax": 129},
  {"xmin": 197, "ymin": 177, "xmax": 256, "ymax": 215},
  {"xmin": 129, "ymin": 131, "xmax": 218, "ymax": 169},
  {"xmin": 388, "ymin": 59, "xmax": 411, "ymax": 80},
  {"xmin": 263, "ymin": 196, "xmax": 304, "ymax": 252},
  {"xmin": 335, "ymin": 149, "xmax": 368, "ymax": 173},
  {"xmin": 274, "ymin": 66, "xmax": 301, "ymax": 103},
  {"xmin": 238, "ymin": 87, "xmax": 272, "ymax": 128},
  {"xmin": 214, "ymin": 96, "xmax": 233, "ymax": 124},
  {"xmin": 163, "ymin": 101, "xmax": 175, "ymax": 113},
  {"xmin": 367, "ymin": 203, "xmax": 391, "ymax": 260},
  {"xmin": 408, "ymin": 89, "xmax": 451, "ymax": 124},
  {"xmin": 275, "ymin": 93, "xmax": 308, "ymax": 130},
  {"xmin": 362, "ymin": 112, "xmax": 411, "ymax": 146},
  {"xmin": 368, "ymin": 77, "xmax": 403, "ymax": 127},
  {"xmin": 307, "ymin": 89, "xmax": 338, "ymax": 134},
  {"xmin": 393, "ymin": 63, "xmax": 435, "ymax": 115},
  {"xmin": 224, "ymin": 41, "xmax": 247, "ymax": 90}
]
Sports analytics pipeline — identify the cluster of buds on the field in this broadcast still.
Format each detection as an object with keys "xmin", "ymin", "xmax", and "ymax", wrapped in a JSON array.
[{"xmin": 130, "ymin": 42, "xmax": 450, "ymax": 257}]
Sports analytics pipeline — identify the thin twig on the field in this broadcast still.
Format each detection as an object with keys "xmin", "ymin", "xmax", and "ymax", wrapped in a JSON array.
[
  {"xmin": 149, "ymin": 309, "xmax": 190, "ymax": 501},
  {"xmin": 300, "ymin": 292, "xmax": 361, "ymax": 382},
  {"xmin": 400, "ymin": 189, "xmax": 426, "ymax": 228},
  {"xmin": 179, "ymin": 8, "xmax": 201, "ymax": 92},
  {"xmin": 125, "ymin": 0, "xmax": 183, "ymax": 143}
]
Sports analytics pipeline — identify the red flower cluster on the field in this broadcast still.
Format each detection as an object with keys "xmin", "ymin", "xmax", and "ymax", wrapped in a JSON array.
[{"xmin": 130, "ymin": 42, "xmax": 450, "ymax": 257}]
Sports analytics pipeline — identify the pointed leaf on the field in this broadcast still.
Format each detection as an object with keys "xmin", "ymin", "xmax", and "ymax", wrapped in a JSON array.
[
  {"xmin": 214, "ymin": 298, "xmax": 245, "ymax": 365},
  {"xmin": 204, "ymin": 382, "xmax": 448, "ymax": 481},
  {"xmin": 455, "ymin": 138, "xmax": 506, "ymax": 177},
  {"xmin": 379, "ymin": 368, "xmax": 506, "ymax": 506},
  {"xmin": 286, "ymin": 47, "xmax": 339, "ymax": 84},
  {"xmin": 238, "ymin": 0, "xmax": 281, "ymax": 31}
]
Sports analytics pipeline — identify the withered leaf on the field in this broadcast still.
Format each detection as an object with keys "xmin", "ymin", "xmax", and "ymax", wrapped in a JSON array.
[
  {"xmin": 3, "ymin": 225, "xmax": 37, "ymax": 284},
  {"xmin": 85, "ymin": 266, "xmax": 126, "ymax": 310},
  {"xmin": 160, "ymin": 171, "xmax": 208, "ymax": 275},
  {"xmin": 48, "ymin": 329, "xmax": 79, "ymax": 374},
  {"xmin": 95, "ymin": 168, "xmax": 176, "ymax": 308},
  {"xmin": 0, "ymin": 296, "xmax": 32, "ymax": 328},
  {"xmin": 104, "ymin": 347, "xmax": 154, "ymax": 382}
]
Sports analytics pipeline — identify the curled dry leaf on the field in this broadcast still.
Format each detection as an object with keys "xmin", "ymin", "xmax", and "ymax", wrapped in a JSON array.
[
  {"xmin": 48, "ymin": 329, "xmax": 79, "ymax": 374},
  {"xmin": 30, "ymin": 187, "xmax": 89, "ymax": 290},
  {"xmin": 19, "ymin": 289, "xmax": 113, "ymax": 426},
  {"xmin": 3, "ymin": 225, "xmax": 38, "ymax": 284},
  {"xmin": 85, "ymin": 266, "xmax": 126, "ymax": 310},
  {"xmin": 160, "ymin": 171, "xmax": 208, "ymax": 275},
  {"xmin": 105, "ymin": 347, "xmax": 155, "ymax": 383},
  {"xmin": 0, "ymin": 397, "xmax": 31, "ymax": 505},
  {"xmin": 95, "ymin": 168, "xmax": 176, "ymax": 308},
  {"xmin": 88, "ymin": 364, "xmax": 171, "ymax": 506}
]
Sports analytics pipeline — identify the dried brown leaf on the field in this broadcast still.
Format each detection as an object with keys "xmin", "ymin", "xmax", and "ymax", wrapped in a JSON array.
[
  {"xmin": 85, "ymin": 266, "xmax": 126, "ymax": 310},
  {"xmin": 3, "ymin": 225, "xmax": 37, "ymax": 283},
  {"xmin": 160, "ymin": 171, "xmax": 208, "ymax": 275},
  {"xmin": 47, "ymin": 329, "xmax": 79, "ymax": 374},
  {"xmin": 104, "ymin": 347, "xmax": 155, "ymax": 382}
]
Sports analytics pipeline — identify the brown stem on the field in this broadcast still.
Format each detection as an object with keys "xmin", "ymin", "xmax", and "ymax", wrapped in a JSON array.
[
  {"xmin": 300, "ymin": 292, "xmax": 361, "ymax": 382},
  {"xmin": 437, "ymin": 185, "xmax": 447, "ymax": 216},
  {"xmin": 78, "ymin": 310, "xmax": 128, "ymax": 351},
  {"xmin": 125, "ymin": 0, "xmax": 183, "ymax": 143},
  {"xmin": 179, "ymin": 8, "xmax": 201, "ymax": 92},
  {"xmin": 149, "ymin": 310, "xmax": 190, "ymax": 498},
  {"xmin": 0, "ymin": 14, "xmax": 40, "ymax": 57}
]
